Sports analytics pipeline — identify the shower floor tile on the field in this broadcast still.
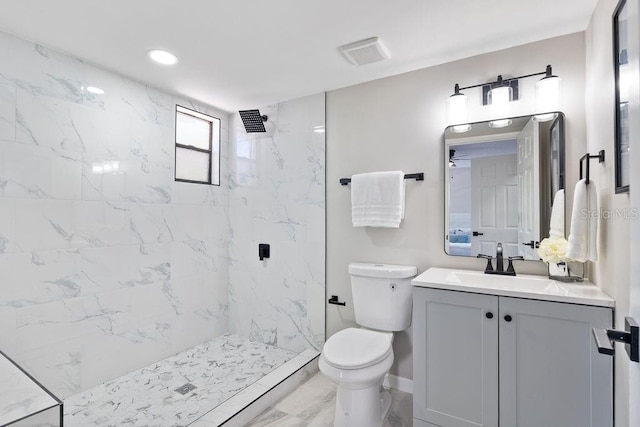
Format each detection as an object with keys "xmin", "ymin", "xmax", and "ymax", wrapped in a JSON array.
[{"xmin": 64, "ymin": 334, "xmax": 297, "ymax": 427}]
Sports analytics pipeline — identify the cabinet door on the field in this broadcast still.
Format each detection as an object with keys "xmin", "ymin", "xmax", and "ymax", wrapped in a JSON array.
[
  {"xmin": 499, "ymin": 297, "xmax": 613, "ymax": 427},
  {"xmin": 413, "ymin": 288, "xmax": 499, "ymax": 427}
]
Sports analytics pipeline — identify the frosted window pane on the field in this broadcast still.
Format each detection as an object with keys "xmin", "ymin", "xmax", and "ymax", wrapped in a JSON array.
[
  {"xmin": 176, "ymin": 112, "xmax": 210, "ymax": 149},
  {"xmin": 176, "ymin": 148, "xmax": 210, "ymax": 182}
]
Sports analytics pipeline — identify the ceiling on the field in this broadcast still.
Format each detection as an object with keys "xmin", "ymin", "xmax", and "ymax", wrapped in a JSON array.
[{"xmin": 0, "ymin": 0, "xmax": 598, "ymax": 112}]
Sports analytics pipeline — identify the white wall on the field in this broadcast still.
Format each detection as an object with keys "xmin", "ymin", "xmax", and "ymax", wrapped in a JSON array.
[
  {"xmin": 587, "ymin": 0, "xmax": 640, "ymax": 421},
  {"xmin": 326, "ymin": 33, "xmax": 587, "ymax": 380},
  {"xmin": 0, "ymin": 30, "xmax": 230, "ymax": 398}
]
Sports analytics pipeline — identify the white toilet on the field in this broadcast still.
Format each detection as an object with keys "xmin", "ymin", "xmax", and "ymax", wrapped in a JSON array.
[{"xmin": 319, "ymin": 262, "xmax": 417, "ymax": 427}]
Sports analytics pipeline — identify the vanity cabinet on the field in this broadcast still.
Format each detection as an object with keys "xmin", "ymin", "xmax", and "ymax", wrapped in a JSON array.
[{"xmin": 413, "ymin": 287, "xmax": 613, "ymax": 427}]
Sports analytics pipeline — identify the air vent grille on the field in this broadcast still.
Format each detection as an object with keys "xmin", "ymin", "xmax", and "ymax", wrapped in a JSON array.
[{"xmin": 338, "ymin": 37, "xmax": 390, "ymax": 66}]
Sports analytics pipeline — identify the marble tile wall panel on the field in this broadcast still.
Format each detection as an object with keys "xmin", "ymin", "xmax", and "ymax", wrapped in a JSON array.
[
  {"xmin": 227, "ymin": 93, "xmax": 326, "ymax": 353},
  {"xmin": 0, "ymin": 83, "xmax": 16, "ymax": 141},
  {"xmin": 0, "ymin": 28, "xmax": 230, "ymax": 399}
]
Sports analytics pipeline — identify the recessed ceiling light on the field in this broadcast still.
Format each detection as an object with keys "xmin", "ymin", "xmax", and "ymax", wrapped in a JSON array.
[
  {"xmin": 148, "ymin": 49, "xmax": 178, "ymax": 65},
  {"xmin": 86, "ymin": 86, "xmax": 105, "ymax": 95}
]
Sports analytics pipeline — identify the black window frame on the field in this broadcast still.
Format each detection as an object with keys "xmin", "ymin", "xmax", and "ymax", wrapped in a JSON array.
[{"xmin": 174, "ymin": 105, "xmax": 221, "ymax": 186}]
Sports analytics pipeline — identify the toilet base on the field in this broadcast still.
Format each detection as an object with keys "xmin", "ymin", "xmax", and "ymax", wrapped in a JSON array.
[{"xmin": 333, "ymin": 381, "xmax": 392, "ymax": 427}]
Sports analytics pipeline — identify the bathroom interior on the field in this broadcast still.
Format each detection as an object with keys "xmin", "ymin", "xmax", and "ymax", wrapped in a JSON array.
[{"xmin": 1, "ymin": 0, "xmax": 640, "ymax": 426}]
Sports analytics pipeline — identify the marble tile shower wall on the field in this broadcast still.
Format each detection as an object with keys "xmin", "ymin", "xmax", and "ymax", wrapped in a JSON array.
[
  {"xmin": 0, "ymin": 30, "xmax": 230, "ymax": 398},
  {"xmin": 228, "ymin": 94, "xmax": 325, "ymax": 354}
]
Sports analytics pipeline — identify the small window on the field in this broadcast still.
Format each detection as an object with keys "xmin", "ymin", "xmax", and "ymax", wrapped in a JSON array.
[{"xmin": 175, "ymin": 105, "xmax": 220, "ymax": 185}]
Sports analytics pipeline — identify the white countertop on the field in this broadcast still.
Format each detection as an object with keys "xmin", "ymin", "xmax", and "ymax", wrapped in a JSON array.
[
  {"xmin": 412, "ymin": 267, "xmax": 615, "ymax": 308},
  {"xmin": 0, "ymin": 351, "xmax": 60, "ymax": 426}
]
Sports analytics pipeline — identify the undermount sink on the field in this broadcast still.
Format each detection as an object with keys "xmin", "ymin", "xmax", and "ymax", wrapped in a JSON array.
[
  {"xmin": 412, "ymin": 267, "xmax": 615, "ymax": 307},
  {"xmin": 443, "ymin": 270, "xmax": 568, "ymax": 295}
]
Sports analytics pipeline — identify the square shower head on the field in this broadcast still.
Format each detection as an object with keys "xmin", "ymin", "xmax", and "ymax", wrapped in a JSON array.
[{"xmin": 238, "ymin": 109, "xmax": 267, "ymax": 133}]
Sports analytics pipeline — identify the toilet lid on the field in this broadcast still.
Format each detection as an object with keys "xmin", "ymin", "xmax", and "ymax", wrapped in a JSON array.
[{"xmin": 323, "ymin": 328, "xmax": 393, "ymax": 369}]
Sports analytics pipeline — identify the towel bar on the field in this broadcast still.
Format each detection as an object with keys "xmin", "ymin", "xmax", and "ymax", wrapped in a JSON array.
[
  {"xmin": 339, "ymin": 172, "xmax": 424, "ymax": 186},
  {"xmin": 579, "ymin": 150, "xmax": 605, "ymax": 184}
]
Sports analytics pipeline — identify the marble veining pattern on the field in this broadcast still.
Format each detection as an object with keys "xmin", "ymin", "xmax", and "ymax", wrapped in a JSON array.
[
  {"xmin": 227, "ymin": 94, "xmax": 326, "ymax": 355},
  {"xmin": 0, "ymin": 23, "xmax": 326, "ymax": 417},
  {"xmin": 64, "ymin": 334, "xmax": 296, "ymax": 427},
  {"xmin": 0, "ymin": 28, "xmax": 231, "ymax": 399}
]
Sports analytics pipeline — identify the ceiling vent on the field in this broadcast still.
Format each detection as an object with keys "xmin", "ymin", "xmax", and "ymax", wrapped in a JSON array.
[{"xmin": 338, "ymin": 37, "xmax": 390, "ymax": 66}]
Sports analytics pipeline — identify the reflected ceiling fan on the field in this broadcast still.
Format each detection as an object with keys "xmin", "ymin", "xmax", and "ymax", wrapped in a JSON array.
[{"xmin": 449, "ymin": 149, "xmax": 469, "ymax": 167}]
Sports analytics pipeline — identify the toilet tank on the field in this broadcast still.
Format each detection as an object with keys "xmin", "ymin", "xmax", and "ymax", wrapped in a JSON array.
[{"xmin": 349, "ymin": 263, "xmax": 418, "ymax": 331}]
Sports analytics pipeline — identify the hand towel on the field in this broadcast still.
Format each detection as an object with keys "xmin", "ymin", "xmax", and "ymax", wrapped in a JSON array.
[
  {"xmin": 566, "ymin": 180, "xmax": 598, "ymax": 262},
  {"xmin": 351, "ymin": 171, "xmax": 405, "ymax": 228},
  {"xmin": 587, "ymin": 182, "xmax": 598, "ymax": 262},
  {"xmin": 549, "ymin": 189, "xmax": 565, "ymax": 237}
]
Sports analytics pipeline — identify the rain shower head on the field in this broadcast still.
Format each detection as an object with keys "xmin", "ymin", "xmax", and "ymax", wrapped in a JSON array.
[{"xmin": 239, "ymin": 109, "xmax": 268, "ymax": 133}]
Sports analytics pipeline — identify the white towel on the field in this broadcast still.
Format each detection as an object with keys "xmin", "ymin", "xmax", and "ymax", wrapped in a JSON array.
[
  {"xmin": 566, "ymin": 179, "xmax": 598, "ymax": 262},
  {"xmin": 549, "ymin": 189, "xmax": 565, "ymax": 237},
  {"xmin": 351, "ymin": 171, "xmax": 405, "ymax": 228}
]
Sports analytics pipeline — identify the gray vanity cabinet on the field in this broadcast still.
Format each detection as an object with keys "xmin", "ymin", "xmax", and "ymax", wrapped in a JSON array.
[{"xmin": 413, "ymin": 287, "xmax": 613, "ymax": 427}]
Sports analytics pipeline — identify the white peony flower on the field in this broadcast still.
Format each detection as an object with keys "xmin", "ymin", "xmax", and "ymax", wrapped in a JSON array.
[{"xmin": 537, "ymin": 236, "xmax": 570, "ymax": 264}]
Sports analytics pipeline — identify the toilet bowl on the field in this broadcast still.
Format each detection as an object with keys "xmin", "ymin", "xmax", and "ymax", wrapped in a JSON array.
[
  {"xmin": 319, "ymin": 263, "xmax": 417, "ymax": 427},
  {"xmin": 319, "ymin": 328, "xmax": 394, "ymax": 427}
]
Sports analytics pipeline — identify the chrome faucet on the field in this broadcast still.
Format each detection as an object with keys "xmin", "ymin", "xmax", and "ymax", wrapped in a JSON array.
[{"xmin": 477, "ymin": 242, "xmax": 524, "ymax": 276}]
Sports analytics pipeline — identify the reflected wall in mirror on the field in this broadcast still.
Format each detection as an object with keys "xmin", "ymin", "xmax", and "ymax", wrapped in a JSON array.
[{"xmin": 444, "ymin": 112, "xmax": 565, "ymax": 260}]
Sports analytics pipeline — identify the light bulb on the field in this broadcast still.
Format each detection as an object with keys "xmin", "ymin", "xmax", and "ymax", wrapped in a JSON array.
[
  {"xmin": 488, "ymin": 85, "xmax": 512, "ymax": 119},
  {"xmin": 536, "ymin": 75, "xmax": 561, "ymax": 113},
  {"xmin": 448, "ymin": 92, "xmax": 467, "ymax": 124}
]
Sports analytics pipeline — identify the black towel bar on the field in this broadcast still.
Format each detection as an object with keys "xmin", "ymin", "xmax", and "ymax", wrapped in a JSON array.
[
  {"xmin": 579, "ymin": 150, "xmax": 605, "ymax": 184},
  {"xmin": 339, "ymin": 172, "xmax": 424, "ymax": 186}
]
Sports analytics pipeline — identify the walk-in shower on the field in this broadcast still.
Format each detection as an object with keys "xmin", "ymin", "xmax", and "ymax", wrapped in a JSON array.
[{"xmin": 0, "ymin": 28, "xmax": 325, "ymax": 427}]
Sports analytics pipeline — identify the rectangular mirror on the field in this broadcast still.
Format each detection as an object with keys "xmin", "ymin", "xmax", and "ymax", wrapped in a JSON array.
[{"xmin": 444, "ymin": 112, "xmax": 565, "ymax": 260}]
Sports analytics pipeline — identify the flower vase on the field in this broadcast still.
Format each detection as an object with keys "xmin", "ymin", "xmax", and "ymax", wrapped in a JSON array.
[{"xmin": 548, "ymin": 261, "xmax": 584, "ymax": 282}]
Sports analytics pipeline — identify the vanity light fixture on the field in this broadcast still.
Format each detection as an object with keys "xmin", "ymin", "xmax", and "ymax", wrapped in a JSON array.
[
  {"xmin": 488, "ymin": 75, "xmax": 512, "ymax": 119},
  {"xmin": 448, "ymin": 64, "xmax": 561, "ymax": 125},
  {"xmin": 148, "ymin": 49, "xmax": 179, "ymax": 65},
  {"xmin": 448, "ymin": 84, "xmax": 468, "ymax": 124},
  {"xmin": 535, "ymin": 65, "xmax": 562, "ymax": 121}
]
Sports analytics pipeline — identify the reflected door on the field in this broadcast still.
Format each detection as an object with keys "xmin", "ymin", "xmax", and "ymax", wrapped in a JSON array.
[
  {"xmin": 517, "ymin": 118, "xmax": 540, "ymax": 259},
  {"xmin": 470, "ymin": 155, "xmax": 519, "ymax": 257}
]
